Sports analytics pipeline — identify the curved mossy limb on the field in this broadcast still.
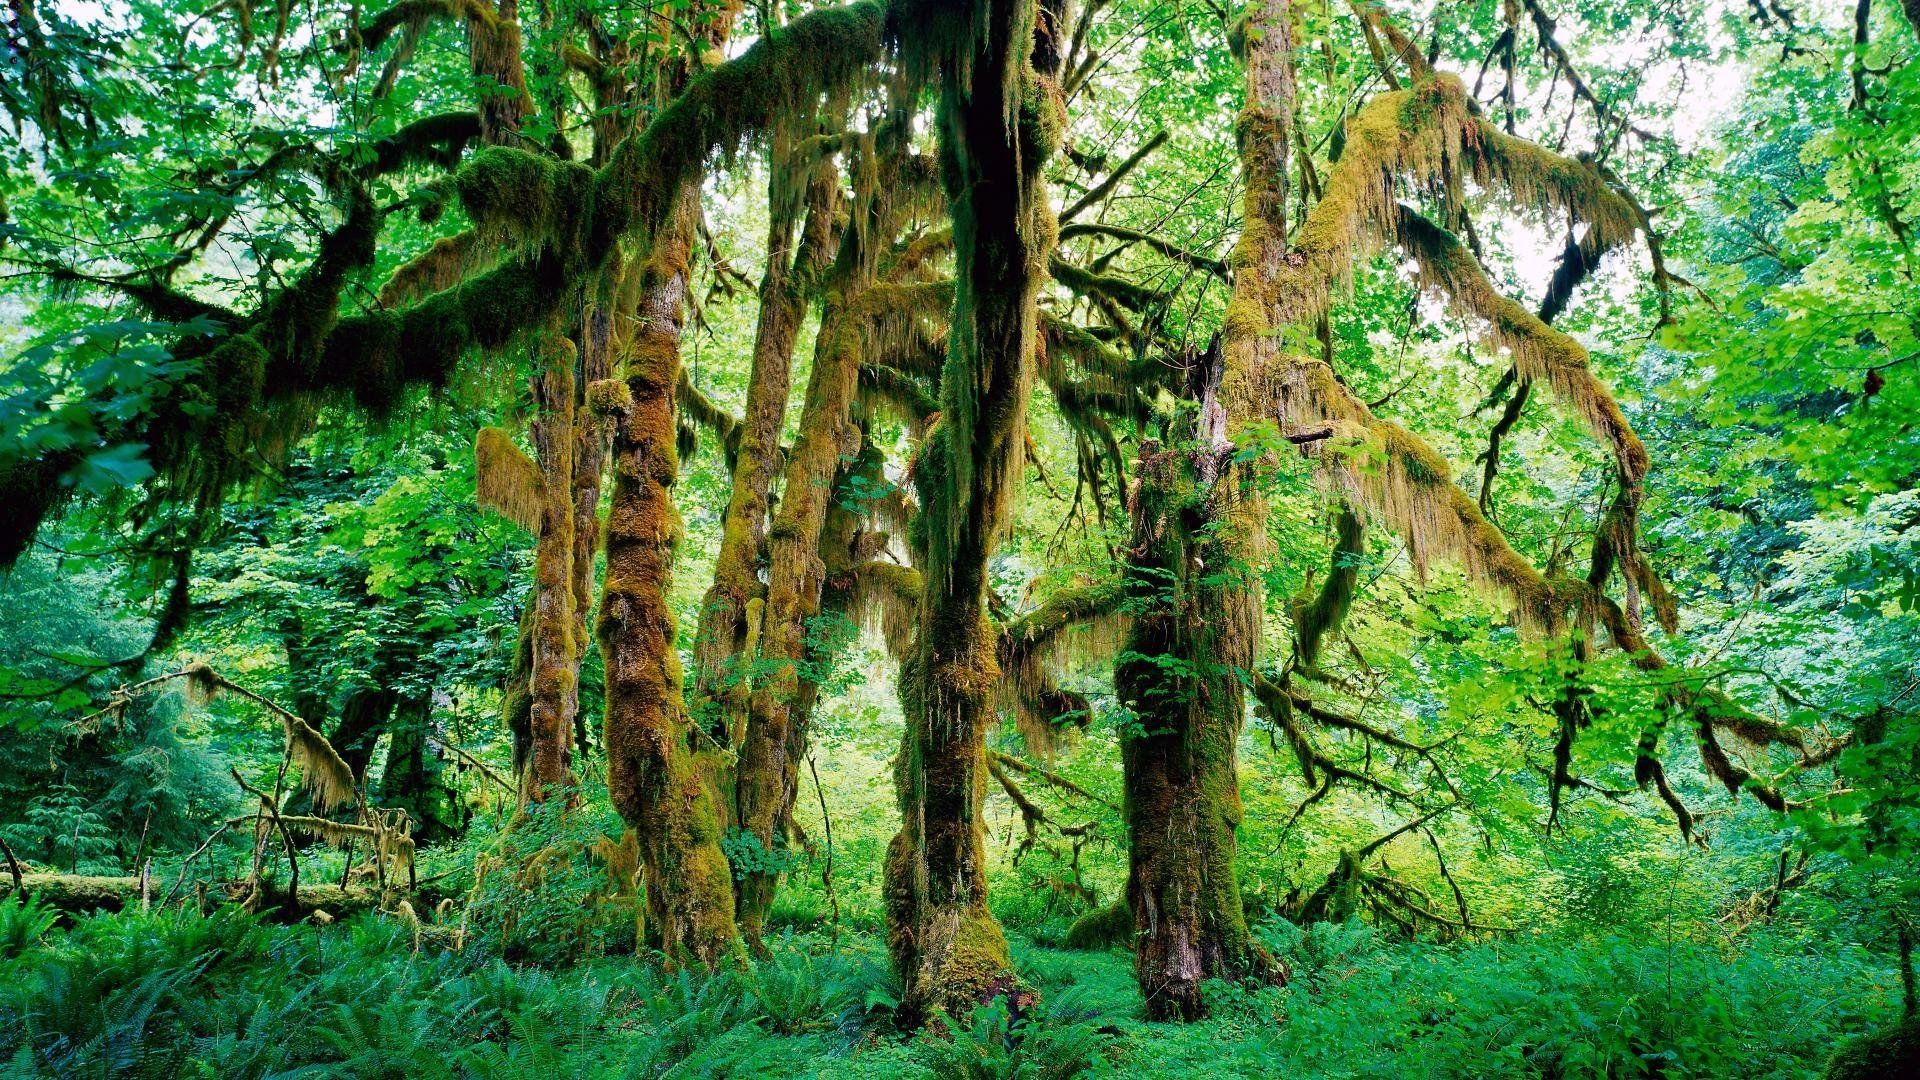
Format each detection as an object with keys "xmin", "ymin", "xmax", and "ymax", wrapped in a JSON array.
[
  {"xmin": 1, "ymin": 3, "xmax": 898, "ymax": 572},
  {"xmin": 0, "ymin": 874, "xmax": 402, "ymax": 918}
]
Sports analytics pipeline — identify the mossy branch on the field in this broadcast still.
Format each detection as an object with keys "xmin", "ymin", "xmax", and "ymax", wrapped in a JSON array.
[
  {"xmin": 1057, "ymin": 222, "xmax": 1229, "ymax": 278},
  {"xmin": 1059, "ymin": 129, "xmax": 1168, "ymax": 222}
]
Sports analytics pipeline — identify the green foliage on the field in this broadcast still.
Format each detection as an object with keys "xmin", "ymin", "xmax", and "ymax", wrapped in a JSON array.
[
  {"xmin": 0, "ymin": 897, "xmax": 58, "ymax": 962},
  {"xmin": 913, "ymin": 990, "xmax": 1113, "ymax": 1080},
  {"xmin": 723, "ymin": 827, "xmax": 804, "ymax": 880},
  {"xmin": 456, "ymin": 788, "xmax": 636, "ymax": 966},
  {"xmin": 1825, "ymin": 1015, "xmax": 1920, "ymax": 1080}
]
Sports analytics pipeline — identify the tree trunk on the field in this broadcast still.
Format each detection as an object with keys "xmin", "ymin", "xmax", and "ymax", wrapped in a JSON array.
[
  {"xmin": 691, "ymin": 113, "xmax": 843, "ymax": 767},
  {"xmin": 525, "ymin": 335, "xmax": 579, "ymax": 799},
  {"xmin": 887, "ymin": 0, "xmax": 1062, "ymax": 1020},
  {"xmin": 1117, "ymin": 431, "xmax": 1272, "ymax": 1020},
  {"xmin": 733, "ymin": 283, "xmax": 867, "ymax": 942},
  {"xmin": 503, "ymin": 602, "xmax": 535, "ymax": 777},
  {"xmin": 598, "ymin": 185, "xmax": 740, "ymax": 969},
  {"xmin": 379, "ymin": 694, "xmax": 464, "ymax": 844},
  {"xmin": 1117, "ymin": 0, "xmax": 1295, "ymax": 1020},
  {"xmin": 330, "ymin": 687, "xmax": 396, "ymax": 785}
]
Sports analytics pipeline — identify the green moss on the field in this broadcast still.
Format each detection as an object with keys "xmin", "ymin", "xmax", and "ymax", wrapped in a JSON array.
[
  {"xmin": 1062, "ymin": 900, "xmax": 1133, "ymax": 951},
  {"xmin": 1221, "ymin": 296, "xmax": 1269, "ymax": 341},
  {"xmin": 455, "ymin": 145, "xmax": 594, "ymax": 253}
]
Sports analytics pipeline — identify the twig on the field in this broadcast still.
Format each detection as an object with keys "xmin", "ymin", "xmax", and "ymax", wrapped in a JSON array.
[
  {"xmin": 161, "ymin": 822, "xmax": 232, "ymax": 906},
  {"xmin": 988, "ymin": 751, "xmax": 1118, "ymax": 810},
  {"xmin": 806, "ymin": 751, "xmax": 839, "ymax": 945},
  {"xmin": 427, "ymin": 735, "xmax": 515, "ymax": 793}
]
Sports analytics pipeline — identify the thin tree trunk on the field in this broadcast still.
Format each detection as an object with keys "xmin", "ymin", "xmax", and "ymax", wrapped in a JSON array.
[
  {"xmin": 734, "ymin": 283, "xmax": 866, "ymax": 943},
  {"xmin": 468, "ymin": 0, "xmax": 579, "ymax": 801},
  {"xmin": 526, "ymin": 334, "xmax": 579, "ymax": 799},
  {"xmin": 887, "ymin": 0, "xmax": 1062, "ymax": 1020}
]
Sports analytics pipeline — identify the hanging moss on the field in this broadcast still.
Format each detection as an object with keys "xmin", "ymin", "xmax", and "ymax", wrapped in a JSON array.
[
  {"xmin": 592, "ymin": 1, "xmax": 892, "ymax": 254},
  {"xmin": 885, "ymin": 0, "xmax": 1067, "ymax": 1020},
  {"xmin": 1293, "ymin": 506, "xmax": 1364, "ymax": 671},
  {"xmin": 474, "ymin": 426, "xmax": 543, "ymax": 532},
  {"xmin": 1273, "ymin": 357, "xmax": 1590, "ymax": 636}
]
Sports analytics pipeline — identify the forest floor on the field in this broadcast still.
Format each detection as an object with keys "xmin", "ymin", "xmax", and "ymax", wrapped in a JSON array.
[{"xmin": 0, "ymin": 896, "xmax": 1904, "ymax": 1078}]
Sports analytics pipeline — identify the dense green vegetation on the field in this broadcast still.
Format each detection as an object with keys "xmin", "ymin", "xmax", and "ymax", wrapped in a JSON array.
[{"xmin": 2, "ymin": 0, "xmax": 1917, "ymax": 1075}]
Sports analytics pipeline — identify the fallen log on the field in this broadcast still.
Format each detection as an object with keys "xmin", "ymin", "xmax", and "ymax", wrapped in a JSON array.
[{"xmin": 0, "ymin": 873, "xmax": 410, "ymax": 919}]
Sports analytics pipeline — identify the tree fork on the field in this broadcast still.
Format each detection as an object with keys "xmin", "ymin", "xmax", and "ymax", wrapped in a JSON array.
[{"xmin": 692, "ymin": 108, "xmax": 847, "ymax": 900}]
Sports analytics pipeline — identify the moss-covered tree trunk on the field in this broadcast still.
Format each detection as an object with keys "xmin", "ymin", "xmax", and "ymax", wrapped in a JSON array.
[
  {"xmin": 330, "ymin": 687, "xmax": 397, "ymax": 783},
  {"xmin": 886, "ymin": 0, "xmax": 1062, "ymax": 1020},
  {"xmin": 1116, "ymin": 425, "xmax": 1274, "ymax": 1020},
  {"xmin": 379, "ymin": 694, "xmax": 465, "ymax": 844},
  {"xmin": 1116, "ymin": 0, "xmax": 1295, "ymax": 1020},
  {"xmin": 526, "ymin": 335, "xmax": 580, "ymax": 799},
  {"xmin": 691, "ymin": 118, "xmax": 844, "ymax": 894},
  {"xmin": 462, "ymin": 0, "xmax": 582, "ymax": 801},
  {"xmin": 733, "ymin": 279, "xmax": 869, "ymax": 943},
  {"xmin": 598, "ymin": 184, "xmax": 740, "ymax": 969}
]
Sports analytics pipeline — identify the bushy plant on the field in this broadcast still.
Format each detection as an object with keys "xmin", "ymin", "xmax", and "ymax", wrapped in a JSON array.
[{"xmin": 912, "ymin": 990, "xmax": 1113, "ymax": 1080}]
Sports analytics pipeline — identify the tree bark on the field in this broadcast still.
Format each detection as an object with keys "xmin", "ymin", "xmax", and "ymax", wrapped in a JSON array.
[{"xmin": 691, "ymin": 114, "xmax": 844, "ymax": 750}]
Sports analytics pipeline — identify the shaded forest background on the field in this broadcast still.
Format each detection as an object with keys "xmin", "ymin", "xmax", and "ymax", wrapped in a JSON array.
[{"xmin": 0, "ymin": 0, "xmax": 1917, "ymax": 1075}]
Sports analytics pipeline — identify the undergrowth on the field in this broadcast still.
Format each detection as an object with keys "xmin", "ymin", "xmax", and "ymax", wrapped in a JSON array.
[{"xmin": 0, "ymin": 897, "xmax": 1898, "ymax": 1078}]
